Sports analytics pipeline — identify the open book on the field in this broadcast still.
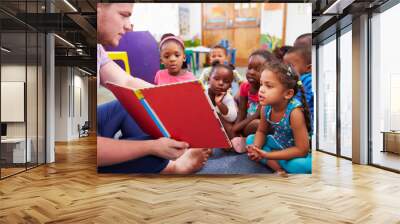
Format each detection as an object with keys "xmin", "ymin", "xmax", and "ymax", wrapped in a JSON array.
[{"xmin": 105, "ymin": 80, "xmax": 231, "ymax": 148}]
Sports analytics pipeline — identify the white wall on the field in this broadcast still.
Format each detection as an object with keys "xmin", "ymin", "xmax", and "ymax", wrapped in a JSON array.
[
  {"xmin": 260, "ymin": 3, "xmax": 311, "ymax": 46},
  {"xmin": 1, "ymin": 64, "xmax": 46, "ymax": 164},
  {"xmin": 131, "ymin": 3, "xmax": 202, "ymax": 41},
  {"xmin": 1, "ymin": 65, "xmax": 29, "ymax": 138},
  {"xmin": 179, "ymin": 3, "xmax": 202, "ymax": 40},
  {"xmin": 54, "ymin": 67, "xmax": 89, "ymax": 141},
  {"xmin": 131, "ymin": 3, "xmax": 180, "ymax": 41},
  {"xmin": 260, "ymin": 5, "xmax": 285, "ymax": 37},
  {"xmin": 285, "ymin": 3, "xmax": 312, "ymax": 45},
  {"xmin": 55, "ymin": 66, "xmax": 69, "ymax": 141},
  {"xmin": 72, "ymin": 73, "xmax": 89, "ymax": 138}
]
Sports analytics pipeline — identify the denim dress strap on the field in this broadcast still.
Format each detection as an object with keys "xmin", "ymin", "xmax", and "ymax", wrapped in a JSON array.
[{"xmin": 264, "ymin": 98, "xmax": 302, "ymax": 149}]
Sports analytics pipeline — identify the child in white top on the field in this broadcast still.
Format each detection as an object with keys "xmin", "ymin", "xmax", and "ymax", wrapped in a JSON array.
[{"xmin": 207, "ymin": 61, "xmax": 238, "ymax": 142}]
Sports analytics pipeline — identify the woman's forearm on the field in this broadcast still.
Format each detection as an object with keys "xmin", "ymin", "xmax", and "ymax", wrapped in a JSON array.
[{"xmin": 97, "ymin": 136, "xmax": 155, "ymax": 167}]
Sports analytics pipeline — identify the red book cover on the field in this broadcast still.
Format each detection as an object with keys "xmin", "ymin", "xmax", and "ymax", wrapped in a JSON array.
[
  {"xmin": 106, "ymin": 82, "xmax": 164, "ymax": 138},
  {"xmin": 105, "ymin": 80, "xmax": 231, "ymax": 148}
]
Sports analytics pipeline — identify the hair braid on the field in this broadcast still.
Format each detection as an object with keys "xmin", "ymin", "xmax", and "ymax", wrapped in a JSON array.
[
  {"xmin": 262, "ymin": 61, "xmax": 311, "ymax": 134},
  {"xmin": 299, "ymin": 85, "xmax": 311, "ymax": 134}
]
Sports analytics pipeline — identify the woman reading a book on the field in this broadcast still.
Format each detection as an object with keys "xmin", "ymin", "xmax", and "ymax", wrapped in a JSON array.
[{"xmin": 96, "ymin": 3, "xmax": 209, "ymax": 174}]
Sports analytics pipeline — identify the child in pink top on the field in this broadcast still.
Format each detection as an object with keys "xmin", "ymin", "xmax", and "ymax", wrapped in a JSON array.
[{"xmin": 154, "ymin": 33, "xmax": 196, "ymax": 85}]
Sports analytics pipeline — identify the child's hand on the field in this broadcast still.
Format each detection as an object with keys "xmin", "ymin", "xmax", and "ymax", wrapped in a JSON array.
[
  {"xmin": 215, "ymin": 92, "xmax": 226, "ymax": 106},
  {"xmin": 246, "ymin": 145, "xmax": 263, "ymax": 161}
]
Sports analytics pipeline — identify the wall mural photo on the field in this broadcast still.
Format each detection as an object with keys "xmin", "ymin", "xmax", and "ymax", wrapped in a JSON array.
[{"xmin": 96, "ymin": 3, "xmax": 313, "ymax": 175}]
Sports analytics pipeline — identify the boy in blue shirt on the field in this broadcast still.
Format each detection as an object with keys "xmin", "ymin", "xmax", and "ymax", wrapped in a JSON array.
[{"xmin": 283, "ymin": 46, "xmax": 314, "ymax": 134}]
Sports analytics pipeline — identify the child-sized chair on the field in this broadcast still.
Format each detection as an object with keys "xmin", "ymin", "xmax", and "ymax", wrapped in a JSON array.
[
  {"xmin": 219, "ymin": 39, "xmax": 237, "ymax": 65},
  {"xmin": 107, "ymin": 51, "xmax": 131, "ymax": 75},
  {"xmin": 184, "ymin": 49, "xmax": 196, "ymax": 75}
]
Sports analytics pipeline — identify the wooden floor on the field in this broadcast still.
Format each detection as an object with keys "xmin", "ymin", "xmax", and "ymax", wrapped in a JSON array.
[{"xmin": 0, "ymin": 136, "xmax": 400, "ymax": 223}]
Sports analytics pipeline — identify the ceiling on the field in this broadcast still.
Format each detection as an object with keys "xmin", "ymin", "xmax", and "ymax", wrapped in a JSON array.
[
  {"xmin": 311, "ymin": 0, "xmax": 391, "ymax": 43},
  {"xmin": 0, "ymin": 0, "xmax": 96, "ymax": 74},
  {"xmin": 1, "ymin": 0, "xmax": 395, "ymax": 73}
]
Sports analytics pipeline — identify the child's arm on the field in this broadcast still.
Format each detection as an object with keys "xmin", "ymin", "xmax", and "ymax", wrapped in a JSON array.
[
  {"xmin": 233, "ymin": 97, "xmax": 260, "ymax": 133},
  {"xmin": 216, "ymin": 93, "xmax": 237, "ymax": 122},
  {"xmin": 254, "ymin": 108, "xmax": 309, "ymax": 160},
  {"xmin": 253, "ymin": 106, "xmax": 268, "ymax": 147},
  {"xmin": 247, "ymin": 108, "xmax": 267, "ymax": 161},
  {"xmin": 215, "ymin": 92, "xmax": 229, "ymax": 115}
]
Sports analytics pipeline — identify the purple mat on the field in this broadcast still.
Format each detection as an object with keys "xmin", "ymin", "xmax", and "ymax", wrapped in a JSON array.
[{"xmin": 105, "ymin": 31, "xmax": 160, "ymax": 84}]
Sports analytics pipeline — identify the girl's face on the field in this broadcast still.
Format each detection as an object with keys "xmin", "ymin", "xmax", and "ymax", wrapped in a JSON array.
[
  {"xmin": 246, "ymin": 55, "xmax": 266, "ymax": 87},
  {"xmin": 209, "ymin": 67, "xmax": 233, "ymax": 95},
  {"xmin": 209, "ymin": 48, "xmax": 227, "ymax": 65},
  {"xmin": 160, "ymin": 41, "xmax": 186, "ymax": 75},
  {"xmin": 258, "ymin": 70, "xmax": 293, "ymax": 106}
]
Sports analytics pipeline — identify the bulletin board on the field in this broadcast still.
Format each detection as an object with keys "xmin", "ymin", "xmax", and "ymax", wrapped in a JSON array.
[{"xmin": 1, "ymin": 81, "xmax": 25, "ymax": 122}]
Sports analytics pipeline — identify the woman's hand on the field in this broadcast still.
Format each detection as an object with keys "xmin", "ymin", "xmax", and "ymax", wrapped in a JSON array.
[{"xmin": 150, "ymin": 137, "xmax": 189, "ymax": 160}]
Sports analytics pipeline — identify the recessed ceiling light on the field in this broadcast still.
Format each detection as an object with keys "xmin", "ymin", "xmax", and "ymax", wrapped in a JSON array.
[
  {"xmin": 1, "ymin": 47, "xmax": 11, "ymax": 53},
  {"xmin": 63, "ymin": 0, "xmax": 78, "ymax": 12},
  {"xmin": 78, "ymin": 67, "xmax": 93, "ymax": 76},
  {"xmin": 54, "ymin": 34, "xmax": 75, "ymax": 48}
]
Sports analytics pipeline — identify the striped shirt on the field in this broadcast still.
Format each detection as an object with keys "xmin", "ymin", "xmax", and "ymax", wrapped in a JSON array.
[{"xmin": 294, "ymin": 72, "xmax": 314, "ymax": 134}]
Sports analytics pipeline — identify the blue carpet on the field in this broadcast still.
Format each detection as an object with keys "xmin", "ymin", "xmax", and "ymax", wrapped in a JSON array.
[{"xmin": 197, "ymin": 148, "xmax": 273, "ymax": 174}]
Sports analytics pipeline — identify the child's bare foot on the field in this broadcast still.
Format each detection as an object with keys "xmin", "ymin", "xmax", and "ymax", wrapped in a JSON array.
[
  {"xmin": 161, "ymin": 148, "xmax": 209, "ymax": 174},
  {"xmin": 231, "ymin": 137, "xmax": 247, "ymax": 153},
  {"xmin": 274, "ymin": 170, "xmax": 288, "ymax": 177}
]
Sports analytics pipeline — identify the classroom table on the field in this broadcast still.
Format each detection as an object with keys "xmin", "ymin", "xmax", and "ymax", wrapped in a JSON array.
[{"xmin": 186, "ymin": 46, "xmax": 211, "ymax": 75}]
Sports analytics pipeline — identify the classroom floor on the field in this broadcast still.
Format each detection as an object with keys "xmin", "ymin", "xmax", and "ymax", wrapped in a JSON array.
[{"xmin": 0, "ymin": 135, "xmax": 399, "ymax": 223}]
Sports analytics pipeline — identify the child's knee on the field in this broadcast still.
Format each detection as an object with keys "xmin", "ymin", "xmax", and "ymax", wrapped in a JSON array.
[
  {"xmin": 282, "ymin": 154, "xmax": 312, "ymax": 174},
  {"xmin": 245, "ymin": 134, "xmax": 255, "ymax": 145}
]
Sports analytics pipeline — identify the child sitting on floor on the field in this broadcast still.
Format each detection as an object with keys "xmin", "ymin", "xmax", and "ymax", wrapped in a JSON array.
[
  {"xmin": 199, "ymin": 44, "xmax": 243, "ymax": 88},
  {"xmin": 154, "ymin": 33, "xmax": 211, "ymax": 159},
  {"xmin": 246, "ymin": 61, "xmax": 312, "ymax": 175},
  {"xmin": 231, "ymin": 49, "xmax": 277, "ymax": 153},
  {"xmin": 207, "ymin": 61, "xmax": 238, "ymax": 141},
  {"xmin": 155, "ymin": 33, "xmax": 196, "ymax": 85},
  {"xmin": 283, "ymin": 46, "xmax": 314, "ymax": 133}
]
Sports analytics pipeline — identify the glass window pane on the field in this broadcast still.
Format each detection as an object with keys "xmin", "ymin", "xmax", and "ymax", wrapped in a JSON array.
[
  {"xmin": 340, "ymin": 29, "xmax": 352, "ymax": 158},
  {"xmin": 317, "ymin": 37, "xmax": 337, "ymax": 154},
  {"xmin": 371, "ymin": 4, "xmax": 400, "ymax": 171},
  {"xmin": 1, "ymin": 31, "xmax": 27, "ymax": 177}
]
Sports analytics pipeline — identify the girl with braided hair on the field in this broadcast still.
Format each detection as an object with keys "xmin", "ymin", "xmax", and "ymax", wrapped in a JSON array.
[{"xmin": 245, "ymin": 61, "xmax": 312, "ymax": 175}]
